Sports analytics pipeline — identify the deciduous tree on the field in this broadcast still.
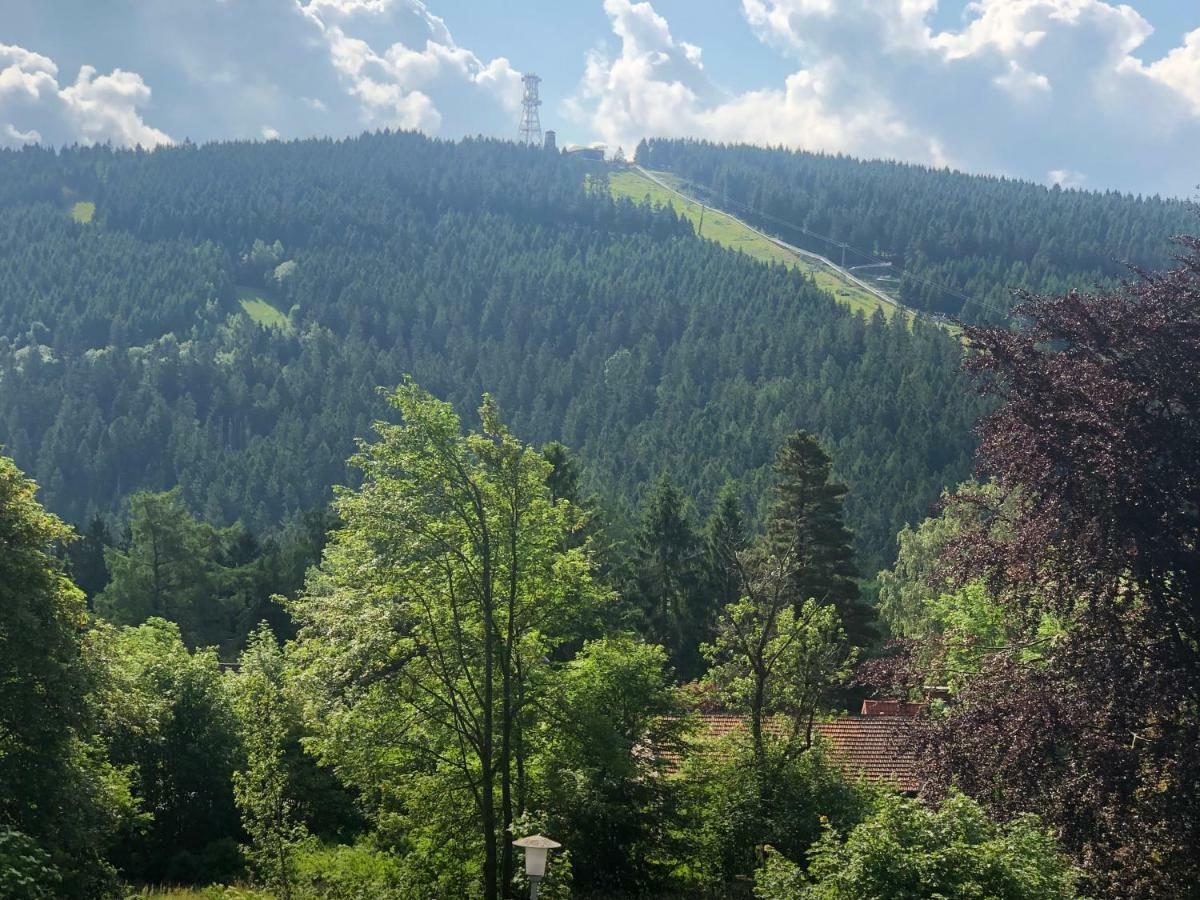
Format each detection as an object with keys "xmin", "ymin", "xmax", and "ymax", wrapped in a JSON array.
[
  {"xmin": 0, "ymin": 454, "xmax": 130, "ymax": 898},
  {"xmin": 924, "ymin": 236, "xmax": 1200, "ymax": 897},
  {"xmin": 229, "ymin": 625, "xmax": 308, "ymax": 899},
  {"xmin": 290, "ymin": 381, "xmax": 605, "ymax": 900}
]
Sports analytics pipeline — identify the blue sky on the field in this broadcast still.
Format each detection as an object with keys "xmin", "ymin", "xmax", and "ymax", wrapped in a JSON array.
[{"xmin": 2, "ymin": 1, "xmax": 1199, "ymax": 195}]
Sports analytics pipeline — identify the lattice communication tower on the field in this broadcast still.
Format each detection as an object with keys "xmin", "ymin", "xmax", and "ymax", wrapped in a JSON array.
[{"xmin": 518, "ymin": 73, "xmax": 543, "ymax": 145}]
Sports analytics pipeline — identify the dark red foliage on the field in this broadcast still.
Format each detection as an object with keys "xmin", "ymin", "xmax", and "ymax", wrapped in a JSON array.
[
  {"xmin": 961, "ymin": 234, "xmax": 1200, "ymax": 637},
  {"xmin": 922, "ymin": 235, "xmax": 1200, "ymax": 898}
]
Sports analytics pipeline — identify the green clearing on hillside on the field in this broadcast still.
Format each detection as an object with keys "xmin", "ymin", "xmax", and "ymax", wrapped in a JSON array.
[
  {"xmin": 609, "ymin": 168, "xmax": 910, "ymax": 323},
  {"xmin": 235, "ymin": 286, "xmax": 290, "ymax": 331},
  {"xmin": 70, "ymin": 201, "xmax": 95, "ymax": 223}
]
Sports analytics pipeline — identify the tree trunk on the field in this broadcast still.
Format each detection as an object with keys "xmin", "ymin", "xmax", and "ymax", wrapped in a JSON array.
[
  {"xmin": 481, "ymin": 515, "xmax": 498, "ymax": 900},
  {"xmin": 481, "ymin": 764, "xmax": 498, "ymax": 900},
  {"xmin": 501, "ymin": 654, "xmax": 514, "ymax": 895}
]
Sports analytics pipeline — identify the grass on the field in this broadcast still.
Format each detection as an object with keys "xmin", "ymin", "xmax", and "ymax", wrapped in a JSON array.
[
  {"xmin": 235, "ymin": 286, "xmax": 291, "ymax": 332},
  {"xmin": 609, "ymin": 169, "xmax": 913, "ymax": 324},
  {"xmin": 70, "ymin": 201, "xmax": 95, "ymax": 224}
]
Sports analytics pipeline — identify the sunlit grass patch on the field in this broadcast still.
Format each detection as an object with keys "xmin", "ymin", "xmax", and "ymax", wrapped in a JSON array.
[{"xmin": 235, "ymin": 286, "xmax": 291, "ymax": 332}]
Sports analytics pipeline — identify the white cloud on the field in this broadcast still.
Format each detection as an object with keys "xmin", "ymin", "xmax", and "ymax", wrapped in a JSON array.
[
  {"xmin": 572, "ymin": 0, "xmax": 1200, "ymax": 195},
  {"xmin": 298, "ymin": 0, "xmax": 522, "ymax": 134},
  {"xmin": 4, "ymin": 0, "xmax": 520, "ymax": 148},
  {"xmin": 0, "ymin": 43, "xmax": 170, "ymax": 149},
  {"xmin": 572, "ymin": 0, "xmax": 926, "ymax": 160},
  {"xmin": 993, "ymin": 60, "xmax": 1051, "ymax": 98},
  {"xmin": 1143, "ymin": 28, "xmax": 1200, "ymax": 114},
  {"xmin": 1048, "ymin": 167, "xmax": 1087, "ymax": 188}
]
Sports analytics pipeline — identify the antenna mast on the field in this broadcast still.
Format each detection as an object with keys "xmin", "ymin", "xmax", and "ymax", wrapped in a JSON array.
[{"xmin": 518, "ymin": 73, "xmax": 543, "ymax": 145}]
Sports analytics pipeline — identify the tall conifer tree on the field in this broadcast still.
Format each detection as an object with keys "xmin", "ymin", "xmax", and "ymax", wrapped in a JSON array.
[
  {"xmin": 633, "ymin": 475, "xmax": 705, "ymax": 679},
  {"xmin": 766, "ymin": 432, "xmax": 877, "ymax": 649}
]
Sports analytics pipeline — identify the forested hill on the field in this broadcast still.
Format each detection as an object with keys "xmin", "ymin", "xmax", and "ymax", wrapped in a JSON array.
[
  {"xmin": 637, "ymin": 138, "xmax": 1195, "ymax": 322},
  {"xmin": 0, "ymin": 132, "xmax": 981, "ymax": 573}
]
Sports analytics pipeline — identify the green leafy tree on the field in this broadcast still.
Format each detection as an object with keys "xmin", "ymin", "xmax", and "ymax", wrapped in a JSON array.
[
  {"xmin": 767, "ymin": 431, "xmax": 876, "ymax": 649},
  {"xmin": 229, "ymin": 625, "xmax": 309, "ymax": 899},
  {"xmin": 0, "ymin": 827, "xmax": 61, "ymax": 900},
  {"xmin": 760, "ymin": 792, "xmax": 1078, "ymax": 900},
  {"xmin": 92, "ymin": 617, "xmax": 242, "ymax": 884},
  {"xmin": 291, "ymin": 381, "xmax": 605, "ymax": 900},
  {"xmin": 704, "ymin": 548, "xmax": 855, "ymax": 775},
  {"xmin": 692, "ymin": 545, "xmax": 859, "ymax": 888},
  {"xmin": 677, "ymin": 736, "xmax": 873, "ymax": 890},
  {"xmin": 0, "ymin": 453, "xmax": 130, "ymax": 898},
  {"xmin": 537, "ymin": 636, "xmax": 684, "ymax": 894},
  {"xmin": 877, "ymin": 481, "xmax": 1017, "ymax": 639}
]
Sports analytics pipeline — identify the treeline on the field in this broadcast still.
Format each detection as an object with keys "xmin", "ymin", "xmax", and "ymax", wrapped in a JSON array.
[
  {"xmin": 0, "ymin": 133, "xmax": 982, "ymax": 574},
  {"xmin": 636, "ymin": 138, "xmax": 1195, "ymax": 321}
]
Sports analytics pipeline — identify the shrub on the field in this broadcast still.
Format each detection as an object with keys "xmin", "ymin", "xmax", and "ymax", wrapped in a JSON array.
[
  {"xmin": 757, "ymin": 791, "xmax": 1079, "ymax": 900},
  {"xmin": 0, "ymin": 828, "xmax": 60, "ymax": 900},
  {"xmin": 675, "ymin": 735, "xmax": 875, "ymax": 890},
  {"xmin": 291, "ymin": 843, "xmax": 405, "ymax": 899}
]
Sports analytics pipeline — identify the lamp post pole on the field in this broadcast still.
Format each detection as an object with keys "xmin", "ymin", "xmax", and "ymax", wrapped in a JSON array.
[{"xmin": 512, "ymin": 834, "xmax": 562, "ymax": 900}]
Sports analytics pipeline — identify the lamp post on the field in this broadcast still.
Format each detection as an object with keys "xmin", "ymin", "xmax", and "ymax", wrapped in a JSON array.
[{"xmin": 512, "ymin": 834, "xmax": 561, "ymax": 900}]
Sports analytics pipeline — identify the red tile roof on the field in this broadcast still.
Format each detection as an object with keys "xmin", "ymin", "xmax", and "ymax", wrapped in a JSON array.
[{"xmin": 688, "ymin": 713, "xmax": 922, "ymax": 793}]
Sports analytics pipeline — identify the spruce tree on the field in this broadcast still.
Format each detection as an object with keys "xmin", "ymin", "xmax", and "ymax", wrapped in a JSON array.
[
  {"xmin": 67, "ymin": 514, "xmax": 114, "ymax": 603},
  {"xmin": 766, "ymin": 432, "xmax": 877, "ymax": 649},
  {"xmin": 704, "ymin": 481, "xmax": 748, "ymax": 613},
  {"xmin": 633, "ymin": 475, "xmax": 705, "ymax": 680}
]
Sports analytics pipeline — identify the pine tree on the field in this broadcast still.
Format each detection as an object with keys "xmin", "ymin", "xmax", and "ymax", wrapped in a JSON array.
[
  {"xmin": 633, "ymin": 475, "xmax": 705, "ymax": 679},
  {"xmin": 766, "ymin": 432, "xmax": 877, "ymax": 649},
  {"xmin": 704, "ymin": 481, "xmax": 748, "ymax": 615},
  {"xmin": 67, "ymin": 514, "xmax": 114, "ymax": 603}
]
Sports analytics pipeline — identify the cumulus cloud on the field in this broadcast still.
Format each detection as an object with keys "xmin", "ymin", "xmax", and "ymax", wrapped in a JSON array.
[
  {"xmin": 298, "ymin": 0, "xmax": 522, "ymax": 133},
  {"xmin": 0, "ymin": 42, "xmax": 170, "ymax": 148},
  {"xmin": 572, "ymin": 0, "xmax": 1200, "ymax": 195},
  {"xmin": 3, "ymin": 0, "xmax": 520, "ymax": 148},
  {"xmin": 569, "ymin": 0, "xmax": 925, "ymax": 160},
  {"xmin": 1143, "ymin": 28, "xmax": 1200, "ymax": 114}
]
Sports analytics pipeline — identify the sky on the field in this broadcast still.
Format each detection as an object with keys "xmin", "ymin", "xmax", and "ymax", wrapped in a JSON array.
[{"xmin": 2, "ymin": 1, "xmax": 1199, "ymax": 196}]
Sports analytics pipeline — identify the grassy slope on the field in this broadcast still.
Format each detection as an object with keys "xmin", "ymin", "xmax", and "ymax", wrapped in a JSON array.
[
  {"xmin": 235, "ymin": 285, "xmax": 291, "ymax": 331},
  {"xmin": 610, "ymin": 169, "xmax": 910, "ymax": 323},
  {"xmin": 70, "ymin": 201, "xmax": 95, "ymax": 223}
]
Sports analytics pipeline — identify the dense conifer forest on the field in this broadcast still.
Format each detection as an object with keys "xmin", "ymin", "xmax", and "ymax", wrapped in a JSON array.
[
  {"xmin": 0, "ymin": 133, "xmax": 981, "ymax": 575},
  {"xmin": 636, "ymin": 138, "xmax": 1195, "ymax": 321}
]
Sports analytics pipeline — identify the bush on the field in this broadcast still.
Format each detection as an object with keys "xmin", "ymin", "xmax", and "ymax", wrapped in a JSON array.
[
  {"xmin": 757, "ymin": 791, "xmax": 1079, "ymax": 900},
  {"xmin": 0, "ymin": 828, "xmax": 61, "ymax": 900},
  {"xmin": 291, "ymin": 843, "xmax": 405, "ymax": 899},
  {"xmin": 675, "ymin": 735, "xmax": 875, "ymax": 890}
]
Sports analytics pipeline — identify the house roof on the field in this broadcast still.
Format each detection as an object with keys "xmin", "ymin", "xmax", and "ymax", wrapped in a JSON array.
[{"xmin": 690, "ymin": 709, "xmax": 922, "ymax": 793}]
